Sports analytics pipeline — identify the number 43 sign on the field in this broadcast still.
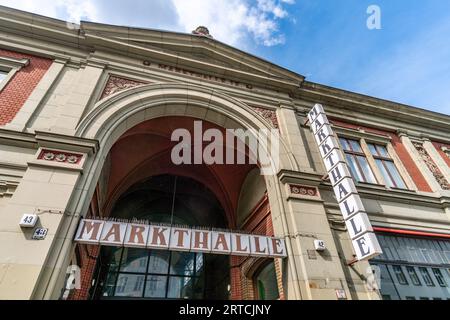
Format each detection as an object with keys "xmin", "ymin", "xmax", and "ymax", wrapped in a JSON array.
[{"xmin": 32, "ymin": 228, "xmax": 48, "ymax": 240}]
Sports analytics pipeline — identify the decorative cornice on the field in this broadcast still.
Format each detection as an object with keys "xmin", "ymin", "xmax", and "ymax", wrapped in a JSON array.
[
  {"xmin": 321, "ymin": 180, "xmax": 449, "ymax": 208},
  {"xmin": 0, "ymin": 56, "xmax": 29, "ymax": 69},
  {"xmin": 278, "ymin": 169, "xmax": 323, "ymax": 186},
  {"xmin": 34, "ymin": 131, "xmax": 99, "ymax": 155},
  {"xmin": 37, "ymin": 149, "xmax": 83, "ymax": 165},
  {"xmin": 288, "ymin": 184, "xmax": 320, "ymax": 201},
  {"xmin": 333, "ymin": 125, "xmax": 391, "ymax": 144}
]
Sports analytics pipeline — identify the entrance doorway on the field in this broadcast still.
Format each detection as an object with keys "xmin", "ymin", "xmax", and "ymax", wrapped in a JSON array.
[{"xmin": 90, "ymin": 175, "xmax": 230, "ymax": 299}]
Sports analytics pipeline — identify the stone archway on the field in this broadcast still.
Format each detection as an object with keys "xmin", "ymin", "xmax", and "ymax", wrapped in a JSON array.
[{"xmin": 35, "ymin": 83, "xmax": 301, "ymax": 300}]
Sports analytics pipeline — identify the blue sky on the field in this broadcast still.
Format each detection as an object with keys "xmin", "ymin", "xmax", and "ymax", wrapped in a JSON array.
[{"xmin": 1, "ymin": 0, "xmax": 449, "ymax": 115}]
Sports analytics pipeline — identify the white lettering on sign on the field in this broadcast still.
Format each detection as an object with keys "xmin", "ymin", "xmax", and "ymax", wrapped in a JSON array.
[
  {"xmin": 308, "ymin": 104, "xmax": 382, "ymax": 261},
  {"xmin": 74, "ymin": 219, "xmax": 287, "ymax": 258}
]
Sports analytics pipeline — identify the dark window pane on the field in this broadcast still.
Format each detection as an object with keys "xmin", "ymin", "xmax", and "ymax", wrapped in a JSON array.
[
  {"xmin": 367, "ymin": 143, "xmax": 378, "ymax": 156},
  {"xmin": 104, "ymin": 247, "xmax": 123, "ymax": 273},
  {"xmin": 256, "ymin": 262, "xmax": 280, "ymax": 300},
  {"xmin": 170, "ymin": 252, "xmax": 195, "ymax": 276},
  {"xmin": 120, "ymin": 248, "xmax": 148, "ymax": 273},
  {"xmin": 432, "ymin": 269, "xmax": 447, "ymax": 287},
  {"xmin": 148, "ymin": 250, "xmax": 170, "ymax": 274},
  {"xmin": 349, "ymin": 139, "xmax": 363, "ymax": 152},
  {"xmin": 101, "ymin": 272, "xmax": 117, "ymax": 298},
  {"xmin": 144, "ymin": 275, "xmax": 167, "ymax": 298},
  {"xmin": 168, "ymin": 276, "xmax": 193, "ymax": 299},
  {"xmin": 393, "ymin": 265, "xmax": 408, "ymax": 285},
  {"xmin": 196, "ymin": 253, "xmax": 204, "ymax": 273},
  {"xmin": 376, "ymin": 145, "xmax": 389, "ymax": 158},
  {"xmin": 375, "ymin": 159, "xmax": 396, "ymax": 188},
  {"xmin": 0, "ymin": 70, "xmax": 7, "ymax": 83},
  {"xmin": 405, "ymin": 296, "xmax": 416, "ymax": 300},
  {"xmin": 115, "ymin": 274, "xmax": 145, "ymax": 297},
  {"xmin": 384, "ymin": 161, "xmax": 406, "ymax": 189},
  {"xmin": 346, "ymin": 154, "xmax": 364, "ymax": 182},
  {"xmin": 419, "ymin": 267, "xmax": 435, "ymax": 286},
  {"xmin": 340, "ymin": 138, "xmax": 351, "ymax": 151},
  {"xmin": 406, "ymin": 267, "xmax": 421, "ymax": 286},
  {"xmin": 356, "ymin": 156, "xmax": 377, "ymax": 183}
]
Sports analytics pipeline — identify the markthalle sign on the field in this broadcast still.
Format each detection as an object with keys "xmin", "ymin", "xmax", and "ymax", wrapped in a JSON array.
[
  {"xmin": 308, "ymin": 104, "xmax": 382, "ymax": 261},
  {"xmin": 74, "ymin": 219, "xmax": 287, "ymax": 258}
]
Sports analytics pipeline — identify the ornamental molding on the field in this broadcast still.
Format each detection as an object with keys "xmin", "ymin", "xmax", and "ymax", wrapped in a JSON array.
[
  {"xmin": 100, "ymin": 75, "xmax": 147, "ymax": 100},
  {"xmin": 413, "ymin": 142, "xmax": 450, "ymax": 190},
  {"xmin": 250, "ymin": 106, "xmax": 279, "ymax": 129},
  {"xmin": 288, "ymin": 184, "xmax": 320, "ymax": 199},
  {"xmin": 0, "ymin": 180, "xmax": 18, "ymax": 198},
  {"xmin": 38, "ymin": 149, "xmax": 83, "ymax": 165}
]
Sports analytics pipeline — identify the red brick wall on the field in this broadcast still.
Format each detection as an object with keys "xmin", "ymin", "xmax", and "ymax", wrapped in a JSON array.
[
  {"xmin": 0, "ymin": 49, "xmax": 52, "ymax": 125},
  {"xmin": 70, "ymin": 245, "xmax": 99, "ymax": 300},
  {"xmin": 229, "ymin": 194, "xmax": 285, "ymax": 300},
  {"xmin": 330, "ymin": 119, "xmax": 433, "ymax": 192}
]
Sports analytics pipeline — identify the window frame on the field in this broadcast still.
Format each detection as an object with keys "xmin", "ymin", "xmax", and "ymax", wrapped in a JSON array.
[
  {"xmin": 419, "ymin": 267, "xmax": 435, "ymax": 287},
  {"xmin": 368, "ymin": 143, "xmax": 407, "ymax": 189},
  {"xmin": 333, "ymin": 126, "xmax": 412, "ymax": 191},
  {"xmin": 392, "ymin": 265, "xmax": 409, "ymax": 285},
  {"xmin": 339, "ymin": 137, "xmax": 378, "ymax": 184},
  {"xmin": 102, "ymin": 247, "xmax": 206, "ymax": 299}
]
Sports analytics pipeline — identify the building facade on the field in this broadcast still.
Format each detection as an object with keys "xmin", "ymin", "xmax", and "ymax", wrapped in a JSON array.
[{"xmin": 0, "ymin": 6, "xmax": 449, "ymax": 300}]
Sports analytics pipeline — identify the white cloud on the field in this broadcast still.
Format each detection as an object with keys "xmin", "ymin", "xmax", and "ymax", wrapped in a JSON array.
[
  {"xmin": 171, "ymin": 0, "xmax": 295, "ymax": 47},
  {"xmin": 0, "ymin": 0, "xmax": 295, "ymax": 47},
  {"xmin": 0, "ymin": 0, "xmax": 98, "ymax": 22}
]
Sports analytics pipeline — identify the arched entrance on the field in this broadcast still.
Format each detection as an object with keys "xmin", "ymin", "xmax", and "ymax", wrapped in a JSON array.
[
  {"xmin": 91, "ymin": 175, "xmax": 230, "ymax": 299},
  {"xmin": 41, "ymin": 83, "xmax": 300, "ymax": 300}
]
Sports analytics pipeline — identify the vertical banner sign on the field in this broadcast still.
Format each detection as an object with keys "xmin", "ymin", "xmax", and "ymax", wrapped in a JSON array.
[{"xmin": 308, "ymin": 104, "xmax": 382, "ymax": 261}]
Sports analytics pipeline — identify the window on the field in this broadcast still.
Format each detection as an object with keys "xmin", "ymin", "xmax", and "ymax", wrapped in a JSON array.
[
  {"xmin": 393, "ymin": 265, "xmax": 408, "ymax": 285},
  {"xmin": 406, "ymin": 266, "xmax": 421, "ymax": 286},
  {"xmin": 419, "ymin": 267, "xmax": 435, "ymax": 286},
  {"xmin": 255, "ymin": 262, "xmax": 280, "ymax": 300},
  {"xmin": 339, "ymin": 138, "xmax": 377, "ymax": 184},
  {"xmin": 405, "ymin": 296, "xmax": 416, "ymax": 300},
  {"xmin": 367, "ymin": 143, "xmax": 406, "ymax": 189},
  {"xmin": 0, "ymin": 70, "xmax": 8, "ymax": 83},
  {"xmin": 100, "ymin": 247, "xmax": 207, "ymax": 299},
  {"xmin": 432, "ymin": 268, "xmax": 447, "ymax": 287},
  {"xmin": 420, "ymin": 297, "xmax": 429, "ymax": 300}
]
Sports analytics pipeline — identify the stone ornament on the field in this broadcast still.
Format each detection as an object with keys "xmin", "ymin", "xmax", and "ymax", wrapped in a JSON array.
[
  {"xmin": 38, "ymin": 149, "xmax": 83, "ymax": 165},
  {"xmin": 251, "ymin": 106, "xmax": 279, "ymax": 129},
  {"xmin": 413, "ymin": 142, "xmax": 450, "ymax": 190},
  {"xmin": 289, "ymin": 184, "xmax": 318, "ymax": 197},
  {"xmin": 100, "ymin": 75, "xmax": 147, "ymax": 100}
]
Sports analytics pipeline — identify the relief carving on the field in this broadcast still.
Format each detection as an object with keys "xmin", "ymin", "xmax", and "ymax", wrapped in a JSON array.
[
  {"xmin": 413, "ymin": 142, "xmax": 450, "ymax": 190},
  {"xmin": 100, "ymin": 75, "xmax": 147, "ymax": 100}
]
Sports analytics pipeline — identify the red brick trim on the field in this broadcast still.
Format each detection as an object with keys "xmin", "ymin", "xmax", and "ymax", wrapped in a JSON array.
[
  {"xmin": 432, "ymin": 142, "xmax": 450, "ymax": 167},
  {"xmin": 0, "ymin": 49, "xmax": 52, "ymax": 125}
]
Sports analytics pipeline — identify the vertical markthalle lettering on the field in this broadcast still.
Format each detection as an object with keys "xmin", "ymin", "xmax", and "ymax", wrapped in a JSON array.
[{"xmin": 308, "ymin": 104, "xmax": 382, "ymax": 261}]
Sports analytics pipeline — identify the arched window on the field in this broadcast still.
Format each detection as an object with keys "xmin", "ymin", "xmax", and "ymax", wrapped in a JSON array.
[{"xmin": 254, "ymin": 261, "xmax": 280, "ymax": 300}]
